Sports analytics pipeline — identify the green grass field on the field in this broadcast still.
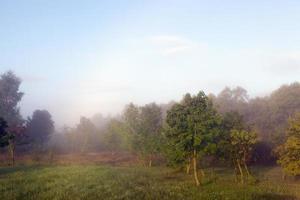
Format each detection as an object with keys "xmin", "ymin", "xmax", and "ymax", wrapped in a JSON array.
[{"xmin": 0, "ymin": 165, "xmax": 299, "ymax": 200}]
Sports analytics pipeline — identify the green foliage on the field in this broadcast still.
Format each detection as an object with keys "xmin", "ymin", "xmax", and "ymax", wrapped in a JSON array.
[
  {"xmin": 277, "ymin": 113, "xmax": 300, "ymax": 176},
  {"xmin": 229, "ymin": 129, "xmax": 257, "ymax": 161},
  {"xmin": 103, "ymin": 119, "xmax": 129, "ymax": 152},
  {"xmin": 166, "ymin": 91, "xmax": 221, "ymax": 161},
  {"xmin": 165, "ymin": 91, "xmax": 221, "ymax": 186},
  {"xmin": 0, "ymin": 117, "xmax": 8, "ymax": 147},
  {"xmin": 162, "ymin": 124, "xmax": 188, "ymax": 167},
  {"xmin": 123, "ymin": 103, "xmax": 163, "ymax": 165},
  {"xmin": 0, "ymin": 71, "xmax": 24, "ymax": 165},
  {"xmin": 62, "ymin": 117, "xmax": 101, "ymax": 153},
  {"xmin": 0, "ymin": 71, "xmax": 24, "ymax": 126},
  {"xmin": 76, "ymin": 117, "xmax": 99, "ymax": 153},
  {"xmin": 219, "ymin": 111, "xmax": 257, "ymax": 183}
]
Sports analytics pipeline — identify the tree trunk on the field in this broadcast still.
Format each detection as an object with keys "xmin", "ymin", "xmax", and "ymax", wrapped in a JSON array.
[
  {"xmin": 193, "ymin": 149, "xmax": 200, "ymax": 186},
  {"xmin": 186, "ymin": 157, "xmax": 191, "ymax": 174},
  {"xmin": 237, "ymin": 159, "xmax": 244, "ymax": 184},
  {"xmin": 148, "ymin": 154, "xmax": 152, "ymax": 167},
  {"xmin": 243, "ymin": 154, "xmax": 251, "ymax": 177},
  {"xmin": 244, "ymin": 161, "xmax": 251, "ymax": 177},
  {"xmin": 8, "ymin": 140, "xmax": 15, "ymax": 166},
  {"xmin": 234, "ymin": 162, "xmax": 239, "ymax": 183},
  {"xmin": 186, "ymin": 164, "xmax": 191, "ymax": 174}
]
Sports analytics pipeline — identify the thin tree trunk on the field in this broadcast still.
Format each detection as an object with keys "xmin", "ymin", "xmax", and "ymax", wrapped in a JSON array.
[
  {"xmin": 147, "ymin": 154, "xmax": 153, "ymax": 167},
  {"xmin": 243, "ymin": 161, "xmax": 251, "ymax": 177},
  {"xmin": 237, "ymin": 159, "xmax": 244, "ymax": 184},
  {"xmin": 233, "ymin": 161, "xmax": 239, "ymax": 183},
  {"xmin": 243, "ymin": 154, "xmax": 251, "ymax": 177},
  {"xmin": 193, "ymin": 149, "xmax": 200, "ymax": 186},
  {"xmin": 8, "ymin": 140, "xmax": 15, "ymax": 166},
  {"xmin": 186, "ymin": 157, "xmax": 191, "ymax": 174},
  {"xmin": 186, "ymin": 164, "xmax": 191, "ymax": 174}
]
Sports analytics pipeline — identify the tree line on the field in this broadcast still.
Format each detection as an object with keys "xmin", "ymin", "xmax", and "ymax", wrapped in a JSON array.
[{"xmin": 0, "ymin": 70, "xmax": 300, "ymax": 186}]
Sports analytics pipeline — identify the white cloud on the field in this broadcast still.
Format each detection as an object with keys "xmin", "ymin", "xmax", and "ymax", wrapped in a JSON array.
[
  {"xmin": 147, "ymin": 35, "xmax": 198, "ymax": 56},
  {"xmin": 149, "ymin": 35, "xmax": 190, "ymax": 45}
]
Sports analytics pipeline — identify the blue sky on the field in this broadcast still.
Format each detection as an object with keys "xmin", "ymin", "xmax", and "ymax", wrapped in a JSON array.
[{"xmin": 1, "ymin": 0, "xmax": 300, "ymax": 126}]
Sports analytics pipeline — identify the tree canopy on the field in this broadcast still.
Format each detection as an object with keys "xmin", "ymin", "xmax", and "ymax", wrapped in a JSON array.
[
  {"xmin": 0, "ymin": 71, "xmax": 24, "ymax": 126},
  {"xmin": 166, "ymin": 91, "xmax": 221, "ymax": 185},
  {"xmin": 26, "ymin": 110, "xmax": 55, "ymax": 147}
]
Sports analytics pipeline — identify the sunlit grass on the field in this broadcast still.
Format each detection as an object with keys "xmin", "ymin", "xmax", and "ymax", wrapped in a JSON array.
[{"xmin": 0, "ymin": 165, "xmax": 299, "ymax": 200}]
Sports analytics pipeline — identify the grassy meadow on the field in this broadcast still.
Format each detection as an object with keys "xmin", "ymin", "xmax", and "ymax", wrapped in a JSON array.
[{"xmin": 0, "ymin": 164, "xmax": 299, "ymax": 200}]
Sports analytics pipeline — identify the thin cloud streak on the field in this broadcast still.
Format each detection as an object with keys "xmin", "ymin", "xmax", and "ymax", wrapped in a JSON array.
[{"xmin": 147, "ymin": 35, "xmax": 199, "ymax": 56}]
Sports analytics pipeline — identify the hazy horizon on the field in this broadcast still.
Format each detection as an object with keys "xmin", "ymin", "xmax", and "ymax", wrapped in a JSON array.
[{"xmin": 1, "ymin": 1, "xmax": 300, "ymax": 127}]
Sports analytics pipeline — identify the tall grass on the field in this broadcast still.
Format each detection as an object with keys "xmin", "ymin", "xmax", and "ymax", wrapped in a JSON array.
[{"xmin": 0, "ymin": 165, "xmax": 299, "ymax": 200}]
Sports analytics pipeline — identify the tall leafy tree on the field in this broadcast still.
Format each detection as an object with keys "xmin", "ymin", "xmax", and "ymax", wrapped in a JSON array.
[
  {"xmin": 123, "ymin": 103, "xmax": 140, "ymax": 136},
  {"xmin": 166, "ymin": 91, "xmax": 221, "ymax": 186},
  {"xmin": 26, "ymin": 110, "xmax": 54, "ymax": 149},
  {"xmin": 123, "ymin": 103, "xmax": 163, "ymax": 166},
  {"xmin": 139, "ymin": 103, "xmax": 163, "ymax": 166},
  {"xmin": 0, "ymin": 71, "xmax": 24, "ymax": 165}
]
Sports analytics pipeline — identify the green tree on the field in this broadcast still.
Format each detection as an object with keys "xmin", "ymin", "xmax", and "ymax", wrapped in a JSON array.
[
  {"xmin": 220, "ymin": 111, "xmax": 257, "ymax": 184},
  {"xmin": 123, "ymin": 103, "xmax": 163, "ymax": 167},
  {"xmin": 76, "ymin": 117, "xmax": 98, "ymax": 153},
  {"xmin": 277, "ymin": 113, "xmax": 300, "ymax": 177},
  {"xmin": 26, "ymin": 110, "xmax": 54, "ymax": 150},
  {"xmin": 104, "ymin": 119, "xmax": 129, "ymax": 153},
  {"xmin": 166, "ymin": 91, "xmax": 221, "ymax": 186},
  {"xmin": 0, "ymin": 71, "xmax": 24, "ymax": 126},
  {"xmin": 163, "ymin": 123, "xmax": 191, "ymax": 173},
  {"xmin": 139, "ymin": 103, "xmax": 163, "ymax": 167},
  {"xmin": 229, "ymin": 129, "xmax": 257, "ymax": 184},
  {"xmin": 0, "ymin": 71, "xmax": 24, "ymax": 165}
]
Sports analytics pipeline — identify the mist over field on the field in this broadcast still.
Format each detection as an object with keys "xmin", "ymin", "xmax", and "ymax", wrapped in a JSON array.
[
  {"xmin": 1, "ymin": 1, "xmax": 300, "ymax": 200},
  {"xmin": 1, "ymin": 1, "xmax": 300, "ymax": 126}
]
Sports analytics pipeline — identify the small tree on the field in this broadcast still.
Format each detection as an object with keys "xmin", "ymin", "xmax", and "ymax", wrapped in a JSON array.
[
  {"xmin": 277, "ymin": 113, "xmax": 300, "ymax": 177},
  {"xmin": 219, "ymin": 111, "xmax": 257, "ymax": 183},
  {"xmin": 166, "ymin": 92, "xmax": 221, "ymax": 186},
  {"xmin": 229, "ymin": 129, "xmax": 257, "ymax": 183}
]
